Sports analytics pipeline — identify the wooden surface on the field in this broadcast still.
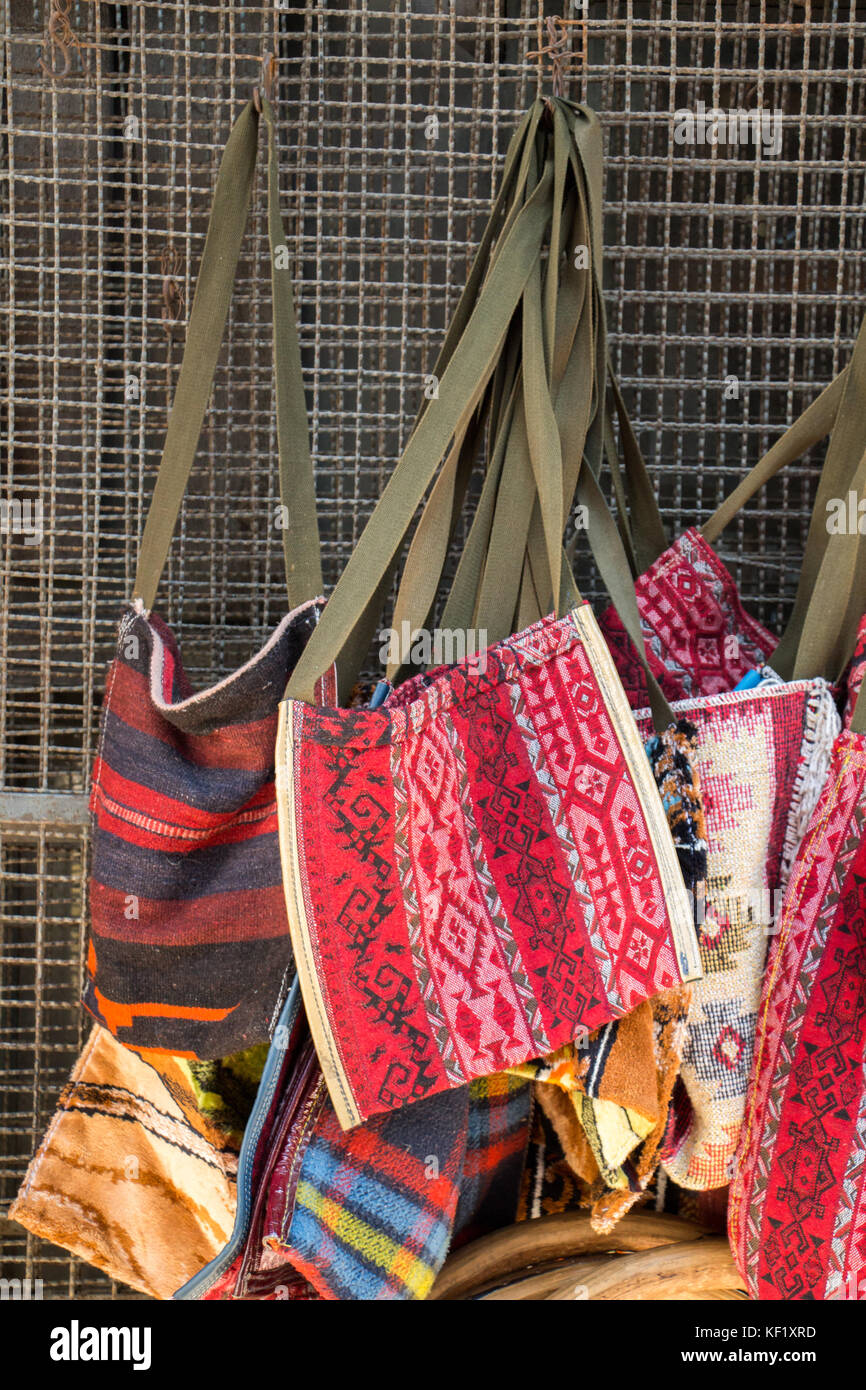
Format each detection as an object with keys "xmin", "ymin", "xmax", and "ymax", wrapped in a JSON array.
[{"xmin": 430, "ymin": 1211, "xmax": 715, "ymax": 1301}]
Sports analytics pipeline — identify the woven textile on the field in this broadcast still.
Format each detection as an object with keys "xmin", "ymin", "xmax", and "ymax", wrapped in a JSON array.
[
  {"xmin": 844, "ymin": 615, "xmax": 866, "ymax": 730},
  {"xmin": 10, "ymin": 1027, "xmax": 238, "ymax": 1299},
  {"xmin": 509, "ymin": 719, "xmax": 705, "ymax": 1228},
  {"xmin": 197, "ymin": 1058, "xmax": 529, "ymax": 1302},
  {"xmin": 452, "ymin": 1075, "xmax": 532, "ymax": 1244},
  {"xmin": 640, "ymin": 679, "xmax": 841, "ymax": 1190},
  {"xmin": 517, "ymin": 1101, "xmax": 588, "ymax": 1221},
  {"xmin": 729, "ymin": 728, "xmax": 866, "ymax": 1300},
  {"xmin": 85, "ymin": 601, "xmax": 325, "ymax": 1060},
  {"xmin": 515, "ymin": 988, "xmax": 691, "ymax": 1232},
  {"xmin": 281, "ymin": 1074, "xmax": 529, "ymax": 1301},
  {"xmin": 598, "ymin": 528, "xmax": 776, "ymax": 709},
  {"xmin": 277, "ymin": 604, "xmax": 700, "ymax": 1130}
]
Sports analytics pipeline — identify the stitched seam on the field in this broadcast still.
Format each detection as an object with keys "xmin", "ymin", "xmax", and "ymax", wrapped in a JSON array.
[{"xmin": 92, "ymin": 785, "xmax": 276, "ymax": 840}]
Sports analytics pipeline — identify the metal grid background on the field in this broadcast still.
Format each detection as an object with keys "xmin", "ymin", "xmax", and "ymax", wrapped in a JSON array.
[{"xmin": 1, "ymin": 0, "xmax": 864, "ymax": 1299}]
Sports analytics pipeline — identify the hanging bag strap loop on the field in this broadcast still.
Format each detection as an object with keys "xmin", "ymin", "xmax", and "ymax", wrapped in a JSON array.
[
  {"xmin": 284, "ymin": 149, "xmax": 557, "ymax": 705},
  {"xmin": 133, "ymin": 97, "xmax": 322, "ymax": 613}
]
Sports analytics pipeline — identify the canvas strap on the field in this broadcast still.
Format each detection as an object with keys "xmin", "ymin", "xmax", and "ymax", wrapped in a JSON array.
[
  {"xmin": 283, "ymin": 140, "xmax": 557, "ymax": 705},
  {"xmin": 285, "ymin": 98, "xmax": 675, "ymax": 732},
  {"xmin": 851, "ymin": 668, "xmax": 866, "ymax": 736},
  {"xmin": 133, "ymin": 97, "xmax": 322, "ymax": 613},
  {"xmin": 770, "ymin": 313, "xmax": 866, "ymax": 681}
]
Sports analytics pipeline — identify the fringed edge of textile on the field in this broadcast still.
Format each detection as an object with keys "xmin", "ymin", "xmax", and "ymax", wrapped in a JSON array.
[{"xmin": 778, "ymin": 680, "xmax": 841, "ymax": 890}]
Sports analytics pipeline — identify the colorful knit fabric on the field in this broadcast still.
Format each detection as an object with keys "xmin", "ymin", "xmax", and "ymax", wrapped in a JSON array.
[
  {"xmin": 453, "ymin": 1074, "xmax": 532, "ymax": 1245},
  {"xmin": 10, "ymin": 1026, "xmax": 239, "ymax": 1299},
  {"xmin": 515, "ymin": 987, "xmax": 692, "ymax": 1232},
  {"xmin": 516, "ymin": 1099, "xmax": 732, "ymax": 1229},
  {"xmin": 640, "ymin": 680, "xmax": 840, "ymax": 1190},
  {"xmin": 277, "ymin": 604, "xmax": 701, "ymax": 1130},
  {"xmin": 729, "ymin": 727, "xmax": 866, "ymax": 1299},
  {"xmin": 598, "ymin": 527, "xmax": 776, "ymax": 708},
  {"xmin": 281, "ymin": 1074, "xmax": 529, "ymax": 1300},
  {"xmin": 517, "ymin": 1100, "xmax": 589, "ymax": 1221},
  {"xmin": 85, "ymin": 600, "xmax": 328, "ymax": 1060},
  {"xmin": 199, "ymin": 1068, "xmax": 529, "ymax": 1302},
  {"xmin": 182, "ymin": 1047, "xmax": 269, "ymax": 1149}
]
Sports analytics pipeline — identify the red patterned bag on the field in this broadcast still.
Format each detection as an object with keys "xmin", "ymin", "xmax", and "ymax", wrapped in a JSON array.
[
  {"xmin": 273, "ymin": 105, "xmax": 703, "ymax": 1131},
  {"xmin": 729, "ymin": 694, "xmax": 866, "ymax": 1298},
  {"xmin": 598, "ymin": 363, "xmax": 847, "ymax": 708},
  {"xmin": 278, "ymin": 606, "xmax": 700, "ymax": 1131},
  {"xmin": 598, "ymin": 526, "xmax": 776, "ymax": 705},
  {"xmin": 589, "ymin": 324, "xmax": 866, "ymax": 1190},
  {"xmin": 727, "ymin": 419, "xmax": 866, "ymax": 1297}
]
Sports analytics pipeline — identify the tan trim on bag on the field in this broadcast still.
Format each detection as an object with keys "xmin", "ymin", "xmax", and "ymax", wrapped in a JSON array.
[
  {"xmin": 275, "ymin": 701, "xmax": 362, "ymax": 1130},
  {"xmin": 570, "ymin": 605, "xmax": 703, "ymax": 985}
]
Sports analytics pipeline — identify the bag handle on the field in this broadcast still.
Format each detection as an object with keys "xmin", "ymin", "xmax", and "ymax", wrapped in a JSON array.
[
  {"xmin": 789, "ymin": 442, "xmax": 866, "ymax": 685},
  {"xmin": 700, "ymin": 371, "xmax": 846, "ymax": 545},
  {"xmin": 283, "ymin": 146, "xmax": 556, "ymax": 705},
  {"xmin": 133, "ymin": 97, "xmax": 322, "ymax": 613},
  {"xmin": 477, "ymin": 103, "xmax": 676, "ymax": 731},
  {"xmin": 323, "ymin": 105, "xmax": 545, "ymax": 699},
  {"xmin": 474, "ymin": 104, "xmax": 599, "ymax": 640},
  {"xmin": 603, "ymin": 355, "xmax": 848, "ymax": 580},
  {"xmin": 382, "ymin": 107, "xmax": 544, "ymax": 678},
  {"xmin": 770, "ymin": 314, "xmax": 866, "ymax": 680}
]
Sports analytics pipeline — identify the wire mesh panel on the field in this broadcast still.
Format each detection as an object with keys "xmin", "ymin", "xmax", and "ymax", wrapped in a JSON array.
[{"xmin": 1, "ymin": 0, "xmax": 864, "ymax": 1299}]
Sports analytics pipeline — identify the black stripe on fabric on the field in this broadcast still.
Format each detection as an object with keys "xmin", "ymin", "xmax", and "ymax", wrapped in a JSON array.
[
  {"xmin": 91, "ymin": 825, "xmax": 283, "ymax": 898},
  {"xmin": 101, "ymin": 712, "xmax": 272, "ymax": 813},
  {"xmin": 88, "ymin": 934, "xmax": 290, "ymax": 1010},
  {"xmin": 584, "ymin": 1019, "xmax": 618, "ymax": 1096}
]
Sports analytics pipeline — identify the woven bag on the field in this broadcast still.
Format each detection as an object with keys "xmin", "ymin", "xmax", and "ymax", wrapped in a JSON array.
[
  {"xmin": 728, "ymin": 711, "xmax": 866, "ymax": 1298},
  {"xmin": 727, "ymin": 419, "xmax": 866, "ymax": 1298},
  {"xmin": 177, "ymin": 99, "xmax": 579, "ymax": 1297},
  {"xmin": 577, "ymin": 322, "xmax": 866, "ymax": 1192},
  {"xmin": 177, "ymin": 980, "xmax": 530, "ymax": 1303},
  {"xmin": 273, "ymin": 101, "xmax": 702, "ymax": 1133},
  {"xmin": 9, "ymin": 1025, "xmax": 242, "ymax": 1299},
  {"xmin": 84, "ymin": 97, "xmax": 327, "ymax": 1059},
  {"xmin": 597, "ymin": 359, "xmax": 847, "ymax": 708}
]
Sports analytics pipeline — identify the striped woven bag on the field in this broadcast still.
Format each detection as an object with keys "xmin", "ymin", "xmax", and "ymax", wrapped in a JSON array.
[{"xmin": 84, "ymin": 97, "xmax": 326, "ymax": 1060}]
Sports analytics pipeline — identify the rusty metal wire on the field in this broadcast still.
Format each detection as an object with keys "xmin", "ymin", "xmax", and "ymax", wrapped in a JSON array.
[{"xmin": 1, "ymin": 0, "xmax": 864, "ymax": 1298}]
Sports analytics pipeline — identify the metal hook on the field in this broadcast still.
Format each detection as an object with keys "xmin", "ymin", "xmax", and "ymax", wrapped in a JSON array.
[
  {"xmin": 38, "ymin": 0, "xmax": 78, "ymax": 79},
  {"xmin": 526, "ymin": 14, "xmax": 586, "ymax": 102},
  {"xmin": 252, "ymin": 52, "xmax": 276, "ymax": 112},
  {"xmin": 160, "ymin": 245, "xmax": 185, "ymax": 339}
]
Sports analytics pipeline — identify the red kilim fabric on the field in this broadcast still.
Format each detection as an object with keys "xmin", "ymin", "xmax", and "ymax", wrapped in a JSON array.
[
  {"xmin": 729, "ymin": 728, "xmax": 866, "ymax": 1300},
  {"xmin": 277, "ymin": 605, "xmax": 700, "ymax": 1131},
  {"xmin": 598, "ymin": 528, "xmax": 776, "ymax": 707}
]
